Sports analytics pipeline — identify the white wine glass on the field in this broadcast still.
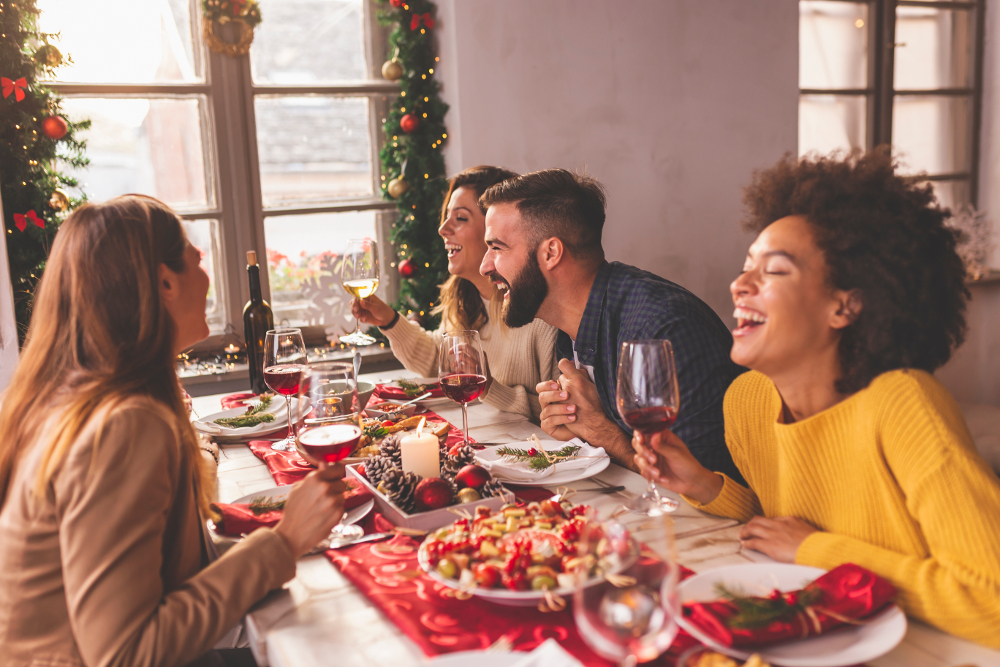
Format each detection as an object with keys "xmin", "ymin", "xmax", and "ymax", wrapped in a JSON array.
[
  {"xmin": 340, "ymin": 238, "xmax": 379, "ymax": 346},
  {"xmin": 439, "ymin": 330, "xmax": 487, "ymax": 446},
  {"xmin": 264, "ymin": 328, "xmax": 308, "ymax": 451},
  {"xmin": 617, "ymin": 340, "xmax": 680, "ymax": 515}
]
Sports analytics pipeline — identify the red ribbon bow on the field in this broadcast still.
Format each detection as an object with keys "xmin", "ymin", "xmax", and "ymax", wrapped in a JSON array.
[
  {"xmin": 2, "ymin": 77, "xmax": 27, "ymax": 102},
  {"xmin": 13, "ymin": 210, "xmax": 43, "ymax": 232},
  {"xmin": 229, "ymin": 0, "xmax": 247, "ymax": 16},
  {"xmin": 410, "ymin": 12, "xmax": 434, "ymax": 31}
]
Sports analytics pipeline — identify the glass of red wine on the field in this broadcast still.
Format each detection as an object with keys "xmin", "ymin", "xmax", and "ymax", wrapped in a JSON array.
[
  {"xmin": 617, "ymin": 340, "xmax": 680, "ymax": 515},
  {"xmin": 295, "ymin": 361, "xmax": 365, "ymax": 543},
  {"xmin": 439, "ymin": 330, "xmax": 487, "ymax": 446},
  {"xmin": 264, "ymin": 327, "xmax": 308, "ymax": 451}
]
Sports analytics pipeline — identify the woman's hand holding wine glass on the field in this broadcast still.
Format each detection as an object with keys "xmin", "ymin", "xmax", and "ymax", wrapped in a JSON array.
[
  {"xmin": 631, "ymin": 429, "xmax": 724, "ymax": 506},
  {"xmin": 341, "ymin": 239, "xmax": 380, "ymax": 346},
  {"xmin": 273, "ymin": 464, "xmax": 347, "ymax": 559}
]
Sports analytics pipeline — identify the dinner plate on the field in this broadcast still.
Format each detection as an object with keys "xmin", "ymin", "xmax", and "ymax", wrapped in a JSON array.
[
  {"xmin": 193, "ymin": 398, "xmax": 297, "ymax": 442},
  {"xmin": 408, "ymin": 378, "xmax": 453, "ymax": 407},
  {"xmin": 675, "ymin": 563, "xmax": 907, "ymax": 667},
  {"xmin": 475, "ymin": 438, "xmax": 610, "ymax": 487},
  {"xmin": 419, "ymin": 651, "xmax": 521, "ymax": 667},
  {"xmin": 208, "ymin": 486, "xmax": 375, "ymax": 544}
]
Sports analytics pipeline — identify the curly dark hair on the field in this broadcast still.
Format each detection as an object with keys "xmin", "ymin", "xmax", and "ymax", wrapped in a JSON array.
[{"xmin": 742, "ymin": 148, "xmax": 969, "ymax": 394}]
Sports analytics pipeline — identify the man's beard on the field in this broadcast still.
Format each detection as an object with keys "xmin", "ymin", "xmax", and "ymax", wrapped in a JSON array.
[{"xmin": 492, "ymin": 250, "xmax": 548, "ymax": 328}]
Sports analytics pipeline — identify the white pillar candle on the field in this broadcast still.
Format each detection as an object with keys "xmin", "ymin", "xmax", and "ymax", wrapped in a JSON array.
[{"xmin": 400, "ymin": 431, "xmax": 440, "ymax": 479}]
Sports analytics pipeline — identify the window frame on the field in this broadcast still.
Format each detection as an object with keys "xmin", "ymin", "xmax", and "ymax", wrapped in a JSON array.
[
  {"xmin": 46, "ymin": 0, "xmax": 400, "ymax": 350},
  {"xmin": 799, "ymin": 0, "xmax": 986, "ymax": 205}
]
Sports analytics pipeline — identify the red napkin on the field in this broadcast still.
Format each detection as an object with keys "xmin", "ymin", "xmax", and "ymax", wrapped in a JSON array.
[
  {"xmin": 682, "ymin": 563, "xmax": 896, "ymax": 648},
  {"xmin": 213, "ymin": 479, "xmax": 373, "ymax": 537},
  {"xmin": 374, "ymin": 382, "xmax": 444, "ymax": 400},
  {"xmin": 221, "ymin": 392, "xmax": 258, "ymax": 410}
]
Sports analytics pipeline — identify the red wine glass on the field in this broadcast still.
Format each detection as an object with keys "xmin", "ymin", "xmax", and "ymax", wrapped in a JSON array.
[
  {"xmin": 264, "ymin": 327, "xmax": 307, "ymax": 451},
  {"xmin": 295, "ymin": 361, "xmax": 365, "ymax": 543},
  {"xmin": 617, "ymin": 340, "xmax": 680, "ymax": 515},
  {"xmin": 439, "ymin": 330, "xmax": 487, "ymax": 446}
]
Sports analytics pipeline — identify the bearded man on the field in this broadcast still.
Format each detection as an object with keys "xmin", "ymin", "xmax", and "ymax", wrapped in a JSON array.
[{"xmin": 479, "ymin": 168, "xmax": 744, "ymax": 480}]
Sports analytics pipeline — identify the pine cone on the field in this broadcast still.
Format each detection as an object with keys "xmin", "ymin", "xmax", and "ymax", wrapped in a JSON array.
[
  {"xmin": 440, "ymin": 443, "xmax": 477, "ymax": 480},
  {"xmin": 481, "ymin": 478, "xmax": 507, "ymax": 500},
  {"xmin": 379, "ymin": 468, "xmax": 420, "ymax": 513},
  {"xmin": 363, "ymin": 453, "xmax": 395, "ymax": 487},
  {"xmin": 379, "ymin": 432, "xmax": 404, "ymax": 467}
]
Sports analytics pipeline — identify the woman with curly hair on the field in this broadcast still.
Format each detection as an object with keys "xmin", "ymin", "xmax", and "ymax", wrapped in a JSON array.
[
  {"xmin": 634, "ymin": 149, "xmax": 1000, "ymax": 646},
  {"xmin": 352, "ymin": 166, "xmax": 558, "ymax": 421}
]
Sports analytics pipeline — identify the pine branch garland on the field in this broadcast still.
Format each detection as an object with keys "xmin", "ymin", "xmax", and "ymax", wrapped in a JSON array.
[
  {"xmin": 375, "ymin": 0, "xmax": 449, "ymax": 331},
  {"xmin": 0, "ymin": 0, "xmax": 90, "ymax": 343}
]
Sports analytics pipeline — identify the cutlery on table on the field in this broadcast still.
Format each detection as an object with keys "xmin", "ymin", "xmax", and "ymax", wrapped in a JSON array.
[{"xmin": 324, "ymin": 532, "xmax": 393, "ymax": 550}]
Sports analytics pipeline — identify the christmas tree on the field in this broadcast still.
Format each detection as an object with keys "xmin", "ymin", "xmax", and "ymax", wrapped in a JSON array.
[
  {"xmin": 376, "ymin": 0, "xmax": 449, "ymax": 330},
  {"xmin": 0, "ymin": 0, "xmax": 88, "ymax": 343}
]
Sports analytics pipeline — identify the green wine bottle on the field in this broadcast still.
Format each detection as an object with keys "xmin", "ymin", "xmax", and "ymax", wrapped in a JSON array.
[{"xmin": 243, "ymin": 250, "xmax": 274, "ymax": 395}]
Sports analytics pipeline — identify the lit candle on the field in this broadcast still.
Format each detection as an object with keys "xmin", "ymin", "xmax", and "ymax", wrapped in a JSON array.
[
  {"xmin": 225, "ymin": 343, "xmax": 240, "ymax": 353},
  {"xmin": 400, "ymin": 418, "xmax": 439, "ymax": 479}
]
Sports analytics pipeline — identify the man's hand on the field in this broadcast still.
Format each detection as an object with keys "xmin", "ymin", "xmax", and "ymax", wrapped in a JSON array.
[
  {"xmin": 351, "ymin": 294, "xmax": 396, "ymax": 327},
  {"xmin": 739, "ymin": 516, "xmax": 817, "ymax": 563},
  {"xmin": 536, "ymin": 378, "xmax": 576, "ymax": 441}
]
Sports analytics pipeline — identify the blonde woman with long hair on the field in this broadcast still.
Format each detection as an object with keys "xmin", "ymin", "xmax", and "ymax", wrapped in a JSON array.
[
  {"xmin": 0, "ymin": 196, "xmax": 346, "ymax": 667},
  {"xmin": 352, "ymin": 166, "xmax": 558, "ymax": 421}
]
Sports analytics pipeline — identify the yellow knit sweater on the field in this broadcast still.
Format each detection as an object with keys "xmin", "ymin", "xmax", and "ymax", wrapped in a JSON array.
[{"xmin": 690, "ymin": 369, "xmax": 1000, "ymax": 647}]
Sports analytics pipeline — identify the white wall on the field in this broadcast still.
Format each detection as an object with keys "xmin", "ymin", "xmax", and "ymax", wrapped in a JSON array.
[{"xmin": 433, "ymin": 0, "xmax": 799, "ymax": 321}]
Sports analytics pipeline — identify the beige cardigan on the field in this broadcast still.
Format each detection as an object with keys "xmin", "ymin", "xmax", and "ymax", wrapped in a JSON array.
[
  {"xmin": 0, "ymin": 398, "xmax": 295, "ymax": 667},
  {"xmin": 383, "ymin": 313, "xmax": 559, "ymax": 422}
]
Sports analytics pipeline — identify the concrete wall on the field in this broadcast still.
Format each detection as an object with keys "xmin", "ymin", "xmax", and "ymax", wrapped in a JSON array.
[{"xmin": 433, "ymin": 0, "xmax": 799, "ymax": 321}]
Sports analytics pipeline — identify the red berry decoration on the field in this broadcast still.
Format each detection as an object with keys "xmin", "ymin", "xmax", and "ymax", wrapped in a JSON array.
[
  {"xmin": 415, "ymin": 477, "xmax": 454, "ymax": 511},
  {"xmin": 784, "ymin": 592, "xmax": 799, "ymax": 606},
  {"xmin": 527, "ymin": 447, "xmax": 537, "ymax": 456},
  {"xmin": 448, "ymin": 444, "xmax": 465, "ymax": 457},
  {"xmin": 398, "ymin": 258, "xmax": 415, "ymax": 277},
  {"xmin": 357, "ymin": 464, "xmax": 368, "ymax": 480},
  {"xmin": 768, "ymin": 589, "xmax": 782, "ymax": 602},
  {"xmin": 454, "ymin": 464, "xmax": 491, "ymax": 491},
  {"xmin": 400, "ymin": 113, "xmax": 419, "ymax": 134},
  {"xmin": 41, "ymin": 115, "xmax": 68, "ymax": 140}
]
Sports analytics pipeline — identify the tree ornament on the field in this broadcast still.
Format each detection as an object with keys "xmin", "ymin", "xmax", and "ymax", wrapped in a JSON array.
[
  {"xmin": 389, "ymin": 0, "xmax": 403, "ymax": 6},
  {"xmin": 398, "ymin": 258, "xmax": 415, "ymax": 277},
  {"xmin": 34, "ymin": 44, "xmax": 62, "ymax": 67},
  {"xmin": 415, "ymin": 477, "xmax": 454, "ymax": 511},
  {"xmin": 381, "ymin": 58, "xmax": 403, "ymax": 82},
  {"xmin": 386, "ymin": 176, "xmax": 409, "ymax": 199},
  {"xmin": 410, "ymin": 12, "xmax": 435, "ymax": 31},
  {"xmin": 454, "ymin": 464, "xmax": 491, "ymax": 491},
  {"xmin": 13, "ymin": 210, "xmax": 43, "ymax": 232},
  {"xmin": 400, "ymin": 113, "xmax": 419, "ymax": 134},
  {"xmin": 456, "ymin": 487, "xmax": 481, "ymax": 504},
  {"xmin": 48, "ymin": 189, "xmax": 69, "ymax": 211},
  {"xmin": 2, "ymin": 76, "xmax": 27, "ymax": 102},
  {"xmin": 41, "ymin": 115, "xmax": 68, "ymax": 140}
]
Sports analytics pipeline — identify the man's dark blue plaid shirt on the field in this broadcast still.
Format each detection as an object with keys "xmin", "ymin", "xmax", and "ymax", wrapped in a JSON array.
[{"xmin": 556, "ymin": 261, "xmax": 746, "ymax": 484}]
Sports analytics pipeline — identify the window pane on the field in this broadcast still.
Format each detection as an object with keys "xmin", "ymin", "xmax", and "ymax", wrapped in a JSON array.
[
  {"xmin": 895, "ymin": 7, "xmax": 974, "ymax": 90},
  {"xmin": 799, "ymin": 95, "xmax": 866, "ymax": 156},
  {"xmin": 800, "ymin": 1, "xmax": 868, "ymax": 90},
  {"xmin": 256, "ymin": 96, "xmax": 373, "ymax": 206},
  {"xmin": 264, "ymin": 211, "xmax": 380, "ymax": 328},
  {"xmin": 892, "ymin": 95, "xmax": 972, "ymax": 175},
  {"xmin": 250, "ymin": 0, "xmax": 366, "ymax": 84},
  {"xmin": 182, "ymin": 219, "xmax": 226, "ymax": 333},
  {"xmin": 37, "ymin": 0, "xmax": 204, "ymax": 84},
  {"xmin": 60, "ymin": 97, "xmax": 214, "ymax": 211},
  {"xmin": 920, "ymin": 179, "xmax": 970, "ymax": 211}
]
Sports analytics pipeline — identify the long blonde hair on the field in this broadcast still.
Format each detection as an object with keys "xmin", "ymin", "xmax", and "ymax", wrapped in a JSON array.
[
  {"xmin": 433, "ymin": 166, "xmax": 518, "ymax": 331},
  {"xmin": 0, "ymin": 195, "xmax": 212, "ymax": 517}
]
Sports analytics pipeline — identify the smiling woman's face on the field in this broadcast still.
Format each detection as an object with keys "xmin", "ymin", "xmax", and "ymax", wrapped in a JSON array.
[
  {"xmin": 729, "ymin": 215, "xmax": 851, "ymax": 378},
  {"xmin": 438, "ymin": 186, "xmax": 489, "ymax": 282}
]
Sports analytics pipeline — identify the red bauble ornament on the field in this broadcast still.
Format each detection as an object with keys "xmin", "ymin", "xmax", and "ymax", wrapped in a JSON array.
[
  {"xmin": 398, "ymin": 258, "xmax": 415, "ymax": 277},
  {"xmin": 41, "ymin": 115, "xmax": 68, "ymax": 140},
  {"xmin": 400, "ymin": 113, "xmax": 419, "ymax": 134},
  {"xmin": 389, "ymin": 0, "xmax": 403, "ymax": 6},
  {"xmin": 454, "ymin": 464, "xmax": 491, "ymax": 491},
  {"xmin": 357, "ymin": 463, "xmax": 368, "ymax": 480},
  {"xmin": 415, "ymin": 477, "xmax": 454, "ymax": 511}
]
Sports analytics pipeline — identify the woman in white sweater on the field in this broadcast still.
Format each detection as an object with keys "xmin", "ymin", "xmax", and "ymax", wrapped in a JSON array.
[{"xmin": 352, "ymin": 166, "xmax": 558, "ymax": 422}]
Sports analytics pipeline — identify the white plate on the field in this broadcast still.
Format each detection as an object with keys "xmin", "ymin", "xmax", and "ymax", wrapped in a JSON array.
[
  {"xmin": 208, "ymin": 485, "xmax": 374, "ymax": 543},
  {"xmin": 475, "ymin": 438, "xmax": 610, "ymax": 486},
  {"xmin": 193, "ymin": 398, "xmax": 297, "ymax": 441},
  {"xmin": 676, "ymin": 563, "xmax": 907, "ymax": 667},
  {"xmin": 422, "ymin": 651, "xmax": 521, "ymax": 667}
]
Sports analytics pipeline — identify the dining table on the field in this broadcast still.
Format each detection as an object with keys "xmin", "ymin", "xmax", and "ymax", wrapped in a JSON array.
[{"xmin": 196, "ymin": 368, "xmax": 1000, "ymax": 667}]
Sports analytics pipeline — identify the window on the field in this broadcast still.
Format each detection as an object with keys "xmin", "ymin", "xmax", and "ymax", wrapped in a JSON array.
[
  {"xmin": 799, "ymin": 0, "xmax": 985, "ymax": 209},
  {"xmin": 39, "ymin": 0, "xmax": 398, "ymax": 345}
]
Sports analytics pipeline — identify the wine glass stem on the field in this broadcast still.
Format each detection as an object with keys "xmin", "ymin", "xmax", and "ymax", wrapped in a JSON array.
[
  {"xmin": 461, "ymin": 402, "xmax": 470, "ymax": 445},
  {"xmin": 646, "ymin": 479, "xmax": 660, "ymax": 498},
  {"xmin": 284, "ymin": 395, "xmax": 294, "ymax": 440}
]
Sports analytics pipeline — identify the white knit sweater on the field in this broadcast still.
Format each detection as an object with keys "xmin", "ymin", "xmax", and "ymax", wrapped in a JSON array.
[{"xmin": 381, "ymin": 310, "xmax": 559, "ymax": 422}]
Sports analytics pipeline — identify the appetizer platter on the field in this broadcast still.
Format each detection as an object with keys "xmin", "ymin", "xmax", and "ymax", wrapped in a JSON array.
[{"xmin": 417, "ymin": 500, "xmax": 638, "ymax": 607}]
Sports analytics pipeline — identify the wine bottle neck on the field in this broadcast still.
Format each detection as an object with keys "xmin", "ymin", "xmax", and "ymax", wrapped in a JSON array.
[{"xmin": 247, "ymin": 264, "xmax": 263, "ymax": 303}]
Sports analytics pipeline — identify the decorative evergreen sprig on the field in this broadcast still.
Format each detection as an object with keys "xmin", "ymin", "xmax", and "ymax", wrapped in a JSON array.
[
  {"xmin": 396, "ymin": 378, "xmax": 430, "ymax": 398},
  {"xmin": 495, "ymin": 444, "xmax": 582, "ymax": 470},
  {"xmin": 364, "ymin": 422, "xmax": 389, "ymax": 440},
  {"xmin": 214, "ymin": 394, "xmax": 275, "ymax": 428},
  {"xmin": 249, "ymin": 495, "xmax": 285, "ymax": 515},
  {"xmin": 714, "ymin": 583, "xmax": 824, "ymax": 629}
]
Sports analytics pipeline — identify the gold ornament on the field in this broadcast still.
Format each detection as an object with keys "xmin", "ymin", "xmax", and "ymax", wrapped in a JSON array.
[
  {"xmin": 456, "ymin": 487, "xmax": 481, "ymax": 504},
  {"xmin": 381, "ymin": 58, "xmax": 404, "ymax": 82},
  {"xmin": 387, "ymin": 176, "xmax": 409, "ymax": 199},
  {"xmin": 35, "ymin": 44, "xmax": 63, "ymax": 67},
  {"xmin": 48, "ymin": 189, "xmax": 69, "ymax": 211}
]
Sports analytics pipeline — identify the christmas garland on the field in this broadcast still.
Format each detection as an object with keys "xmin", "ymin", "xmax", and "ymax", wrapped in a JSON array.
[
  {"xmin": 0, "ymin": 0, "xmax": 90, "ymax": 343},
  {"xmin": 375, "ymin": 0, "xmax": 449, "ymax": 331}
]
